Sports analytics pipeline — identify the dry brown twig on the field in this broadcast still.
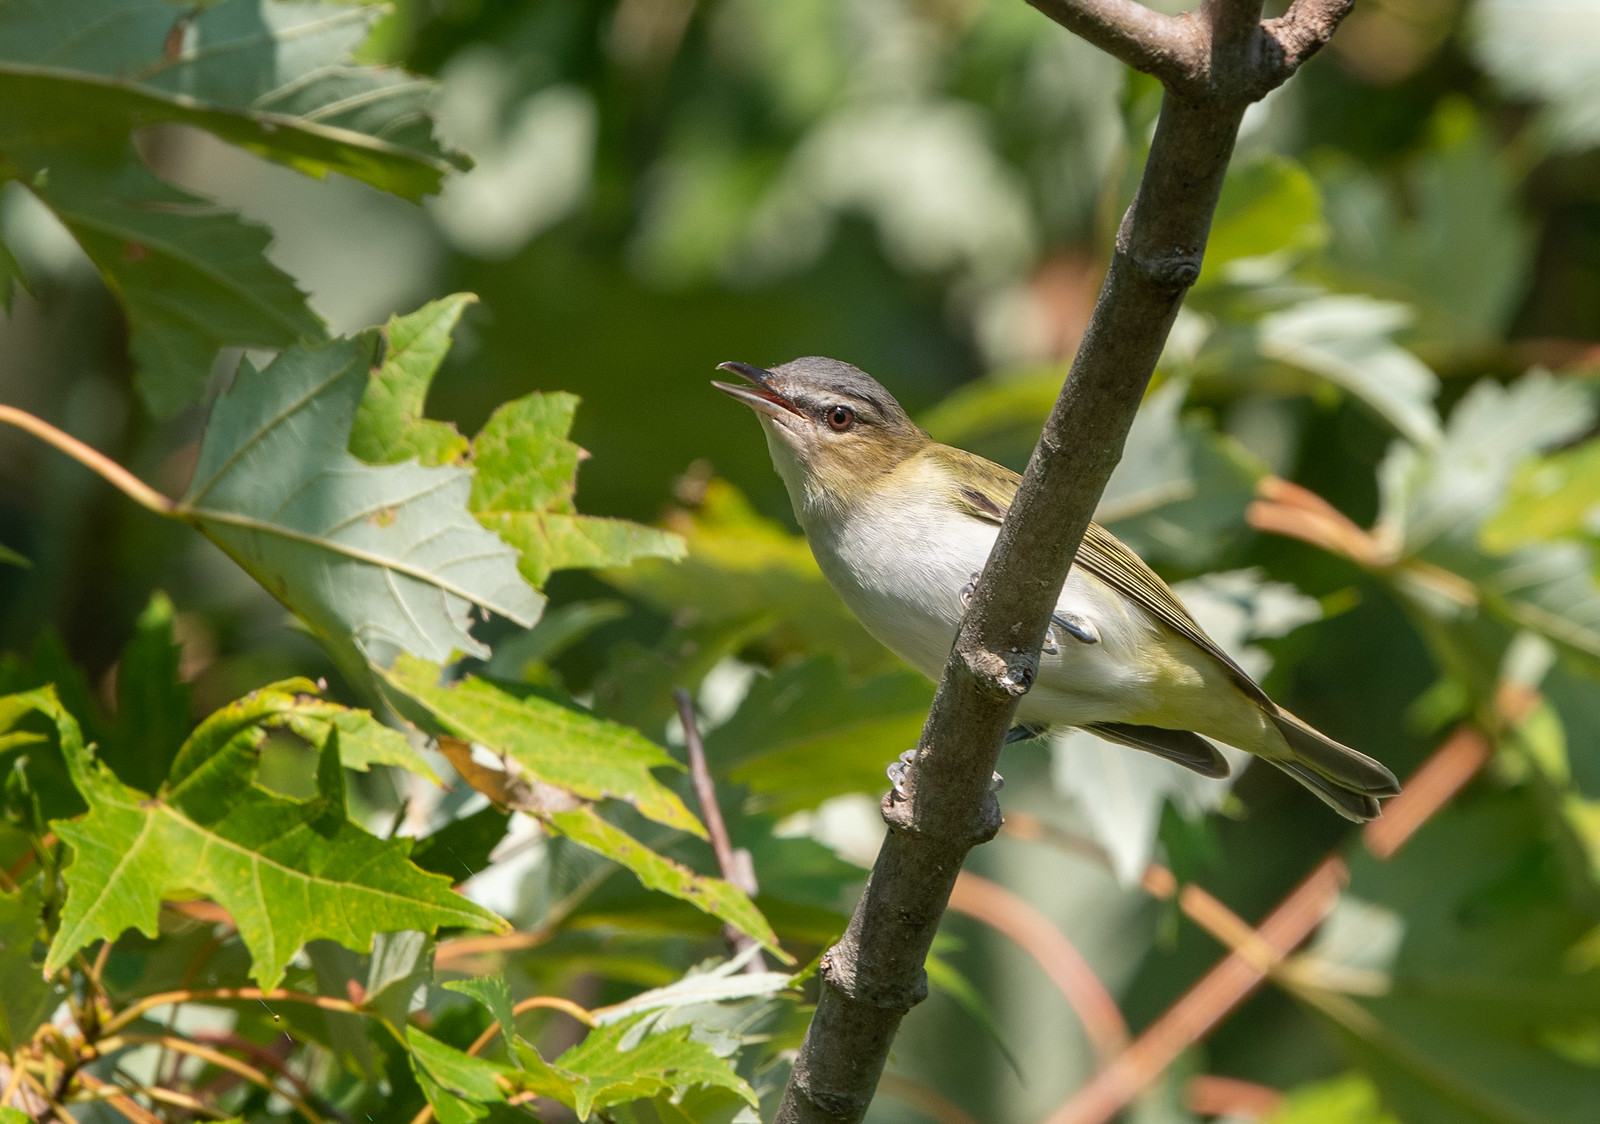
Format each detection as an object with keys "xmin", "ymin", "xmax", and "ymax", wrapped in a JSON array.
[{"xmin": 774, "ymin": 0, "xmax": 1356, "ymax": 1120}]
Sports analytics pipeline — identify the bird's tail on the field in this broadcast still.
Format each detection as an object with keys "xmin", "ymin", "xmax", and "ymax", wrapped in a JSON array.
[{"xmin": 1269, "ymin": 711, "xmax": 1401, "ymax": 822}]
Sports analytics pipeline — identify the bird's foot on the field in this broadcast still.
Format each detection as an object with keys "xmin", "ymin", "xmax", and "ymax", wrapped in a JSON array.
[
  {"xmin": 1004, "ymin": 723, "xmax": 1049, "ymax": 745},
  {"xmin": 960, "ymin": 573, "xmax": 1097, "ymax": 651},
  {"xmin": 1051, "ymin": 611, "xmax": 1099, "ymax": 645},
  {"xmin": 888, "ymin": 748, "xmax": 1003, "ymax": 797},
  {"xmin": 887, "ymin": 749, "xmax": 917, "ymax": 800}
]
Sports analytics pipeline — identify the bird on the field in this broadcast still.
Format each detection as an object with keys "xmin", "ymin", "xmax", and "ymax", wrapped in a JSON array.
[{"xmin": 712, "ymin": 356, "xmax": 1400, "ymax": 821}]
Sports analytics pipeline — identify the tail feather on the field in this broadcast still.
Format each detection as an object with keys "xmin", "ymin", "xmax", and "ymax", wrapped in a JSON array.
[
  {"xmin": 1084, "ymin": 723, "xmax": 1230, "ymax": 779},
  {"xmin": 1270, "ymin": 712, "xmax": 1400, "ymax": 796},
  {"xmin": 1275, "ymin": 760, "xmax": 1383, "ymax": 822}
]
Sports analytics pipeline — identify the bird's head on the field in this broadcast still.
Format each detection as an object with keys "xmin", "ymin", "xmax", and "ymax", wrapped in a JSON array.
[{"xmin": 713, "ymin": 357, "xmax": 929, "ymax": 511}]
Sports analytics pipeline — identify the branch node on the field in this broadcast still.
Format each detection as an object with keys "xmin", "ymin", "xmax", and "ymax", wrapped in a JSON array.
[
  {"xmin": 820, "ymin": 947, "xmax": 929, "ymax": 1012},
  {"xmin": 1127, "ymin": 249, "xmax": 1204, "ymax": 292},
  {"xmin": 880, "ymin": 789, "xmax": 1003, "ymax": 846}
]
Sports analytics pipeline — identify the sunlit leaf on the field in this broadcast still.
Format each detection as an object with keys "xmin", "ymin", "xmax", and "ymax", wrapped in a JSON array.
[
  {"xmin": 605, "ymin": 479, "xmax": 887, "ymax": 671},
  {"xmin": 1482, "ymin": 438, "xmax": 1600, "ymax": 553},
  {"xmin": 553, "ymin": 1013, "xmax": 758, "ymax": 1119},
  {"xmin": 545, "ymin": 806, "xmax": 778, "ymax": 950},
  {"xmin": 380, "ymin": 655, "xmax": 701, "ymax": 836},
  {"xmin": 178, "ymin": 335, "xmax": 542, "ymax": 670},
  {"xmin": 1380, "ymin": 372, "xmax": 1595, "ymax": 555},
  {"xmin": 350, "ymin": 295, "xmax": 475, "ymax": 468},
  {"xmin": 281, "ymin": 701, "xmax": 441, "ymax": 784},
  {"xmin": 470, "ymin": 392, "xmax": 686, "ymax": 587},
  {"xmin": 17, "ymin": 686, "xmax": 505, "ymax": 988},
  {"xmin": 1269, "ymin": 1074, "xmax": 1399, "ymax": 1124},
  {"xmin": 1199, "ymin": 153, "xmax": 1327, "ymax": 287},
  {"xmin": 1256, "ymin": 296, "xmax": 1441, "ymax": 449}
]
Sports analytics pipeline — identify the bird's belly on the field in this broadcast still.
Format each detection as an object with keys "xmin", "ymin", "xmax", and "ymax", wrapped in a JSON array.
[{"xmin": 809, "ymin": 505, "xmax": 1161, "ymax": 726}]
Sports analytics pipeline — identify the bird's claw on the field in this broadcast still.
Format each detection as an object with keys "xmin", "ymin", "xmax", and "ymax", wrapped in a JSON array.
[
  {"xmin": 1052, "ymin": 611, "xmax": 1100, "ymax": 645},
  {"xmin": 889, "ymin": 748, "xmax": 1003, "ymax": 798},
  {"xmin": 960, "ymin": 573, "xmax": 1097, "ymax": 650},
  {"xmin": 887, "ymin": 748, "xmax": 918, "ymax": 800}
]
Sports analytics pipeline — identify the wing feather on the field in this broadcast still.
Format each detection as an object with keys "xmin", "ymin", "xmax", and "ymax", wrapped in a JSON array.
[{"xmin": 937, "ymin": 445, "xmax": 1272, "ymax": 708}]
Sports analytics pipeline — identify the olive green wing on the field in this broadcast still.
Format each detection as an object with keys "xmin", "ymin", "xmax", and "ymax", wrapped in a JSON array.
[{"xmin": 937, "ymin": 445, "xmax": 1273, "ymax": 709}]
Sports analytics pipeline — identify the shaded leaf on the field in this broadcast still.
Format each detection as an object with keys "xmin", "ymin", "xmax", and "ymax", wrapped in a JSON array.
[
  {"xmin": 1304, "ymin": 788, "xmax": 1600, "ymax": 1124},
  {"xmin": 408, "ymin": 1025, "xmax": 515, "ymax": 1123},
  {"xmin": 178, "ymin": 335, "xmax": 542, "ymax": 670},
  {"xmin": 446, "ymin": 973, "xmax": 518, "ymax": 1053},
  {"xmin": 470, "ymin": 392, "xmax": 685, "ymax": 587},
  {"xmin": 409, "ymin": 805, "xmax": 512, "ymax": 883},
  {"xmin": 0, "ymin": 0, "xmax": 463, "ymax": 412},
  {"xmin": 16, "ymin": 686, "xmax": 504, "ymax": 988},
  {"xmin": 0, "ymin": 881, "xmax": 55, "ymax": 1052},
  {"xmin": 99, "ymin": 592, "xmax": 190, "ymax": 794},
  {"xmin": 0, "ymin": 543, "xmax": 30, "ymax": 569},
  {"xmin": 705, "ymin": 655, "xmax": 932, "ymax": 816}
]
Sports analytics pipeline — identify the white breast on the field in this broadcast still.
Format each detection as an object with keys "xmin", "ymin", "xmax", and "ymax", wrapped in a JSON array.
[{"xmin": 799, "ymin": 484, "xmax": 1162, "ymax": 728}]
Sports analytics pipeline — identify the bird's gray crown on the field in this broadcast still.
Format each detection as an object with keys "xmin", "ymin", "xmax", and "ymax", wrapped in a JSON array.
[{"xmin": 770, "ymin": 356, "xmax": 908, "ymax": 423}]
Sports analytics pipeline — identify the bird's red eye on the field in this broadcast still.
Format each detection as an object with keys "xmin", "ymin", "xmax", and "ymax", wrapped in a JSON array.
[{"xmin": 827, "ymin": 405, "xmax": 855, "ymax": 431}]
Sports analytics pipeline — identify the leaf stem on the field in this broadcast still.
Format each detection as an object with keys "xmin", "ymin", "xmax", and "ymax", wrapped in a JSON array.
[
  {"xmin": 463, "ymin": 995, "xmax": 597, "ymax": 1057},
  {"xmin": 91, "ymin": 1034, "xmax": 325, "ymax": 1124},
  {"xmin": 100, "ymin": 987, "xmax": 364, "ymax": 1039},
  {"xmin": 0, "ymin": 404, "xmax": 174, "ymax": 516}
]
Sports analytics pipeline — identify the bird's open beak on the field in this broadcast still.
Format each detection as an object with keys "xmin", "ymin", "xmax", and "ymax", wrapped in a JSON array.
[{"xmin": 712, "ymin": 361, "xmax": 804, "ymax": 421}]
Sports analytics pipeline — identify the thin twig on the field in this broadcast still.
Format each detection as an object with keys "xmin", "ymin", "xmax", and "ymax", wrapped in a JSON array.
[
  {"xmin": 92, "ymin": 1034, "xmax": 326, "ymax": 1124},
  {"xmin": 1025, "ymin": 0, "xmax": 1200, "ymax": 86},
  {"xmin": 673, "ymin": 686, "xmax": 767, "ymax": 971},
  {"xmin": 464, "ymin": 995, "xmax": 599, "ymax": 1057},
  {"xmin": 101, "ymin": 987, "xmax": 364, "ymax": 1038},
  {"xmin": 0, "ymin": 404, "xmax": 174, "ymax": 516},
  {"xmin": 70, "ymin": 1072, "xmax": 167, "ymax": 1124}
]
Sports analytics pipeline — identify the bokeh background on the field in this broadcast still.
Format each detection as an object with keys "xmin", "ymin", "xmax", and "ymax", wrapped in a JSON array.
[{"xmin": 6, "ymin": 0, "xmax": 1600, "ymax": 1121}]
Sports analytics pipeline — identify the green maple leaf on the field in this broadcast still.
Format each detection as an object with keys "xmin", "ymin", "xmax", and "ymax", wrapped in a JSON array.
[
  {"xmin": 553, "ymin": 1015, "xmax": 758, "ymax": 1119},
  {"xmin": 347, "ymin": 299, "xmax": 683, "ymax": 587},
  {"xmin": 0, "ymin": 0, "xmax": 465, "ymax": 414},
  {"xmin": 381, "ymin": 658, "xmax": 779, "ymax": 949},
  {"xmin": 12, "ymin": 685, "xmax": 504, "ymax": 989},
  {"xmin": 350, "ymin": 295, "xmax": 476, "ymax": 469},
  {"xmin": 177, "ymin": 334, "xmax": 542, "ymax": 671},
  {"xmin": 469, "ymin": 393, "xmax": 686, "ymax": 587},
  {"xmin": 382, "ymin": 655, "xmax": 700, "ymax": 835}
]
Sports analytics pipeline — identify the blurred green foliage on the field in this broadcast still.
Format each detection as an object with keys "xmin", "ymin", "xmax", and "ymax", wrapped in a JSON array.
[{"xmin": 5, "ymin": 0, "xmax": 1600, "ymax": 1120}]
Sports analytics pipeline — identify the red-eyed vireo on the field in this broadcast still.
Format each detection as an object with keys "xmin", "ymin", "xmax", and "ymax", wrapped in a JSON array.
[{"xmin": 713, "ymin": 356, "xmax": 1400, "ymax": 821}]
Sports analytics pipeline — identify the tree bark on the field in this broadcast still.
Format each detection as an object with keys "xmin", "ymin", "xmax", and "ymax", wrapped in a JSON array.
[{"xmin": 774, "ymin": 1, "xmax": 1355, "ymax": 1120}]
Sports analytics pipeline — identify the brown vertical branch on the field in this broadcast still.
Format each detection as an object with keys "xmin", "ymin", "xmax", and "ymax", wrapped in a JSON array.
[
  {"xmin": 672, "ymin": 687, "xmax": 766, "ymax": 971},
  {"xmin": 774, "ymin": 1, "xmax": 1355, "ymax": 1120}
]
